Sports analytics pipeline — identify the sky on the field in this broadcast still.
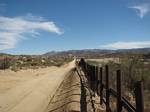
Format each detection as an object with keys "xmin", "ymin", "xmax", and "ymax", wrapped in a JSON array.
[{"xmin": 0, "ymin": 0, "xmax": 150, "ymax": 54}]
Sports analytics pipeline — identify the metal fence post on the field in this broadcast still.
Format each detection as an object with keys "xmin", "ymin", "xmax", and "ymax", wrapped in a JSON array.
[
  {"xmin": 89, "ymin": 65, "xmax": 92, "ymax": 89},
  {"xmin": 100, "ymin": 67, "xmax": 103, "ymax": 105},
  {"xmin": 96, "ymin": 66, "xmax": 99, "ymax": 94},
  {"xmin": 117, "ymin": 70, "xmax": 122, "ymax": 112},
  {"xmin": 85, "ymin": 62, "xmax": 87, "ymax": 77},
  {"xmin": 93, "ymin": 65, "xmax": 96, "ymax": 95},
  {"xmin": 105, "ymin": 65, "xmax": 110, "ymax": 112},
  {"xmin": 135, "ymin": 81, "xmax": 144, "ymax": 112}
]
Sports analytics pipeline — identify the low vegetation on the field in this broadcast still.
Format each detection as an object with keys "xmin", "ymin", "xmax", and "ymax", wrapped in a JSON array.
[{"xmin": 0, "ymin": 54, "xmax": 73, "ymax": 71}]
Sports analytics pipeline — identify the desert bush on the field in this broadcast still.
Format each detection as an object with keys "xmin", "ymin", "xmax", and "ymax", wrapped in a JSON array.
[
  {"xmin": 11, "ymin": 64, "xmax": 19, "ymax": 72},
  {"xmin": 109, "ymin": 57, "xmax": 150, "ymax": 110},
  {"xmin": 0, "ymin": 58, "xmax": 12, "ymax": 69}
]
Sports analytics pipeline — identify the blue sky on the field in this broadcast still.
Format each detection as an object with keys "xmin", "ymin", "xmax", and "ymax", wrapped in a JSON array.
[{"xmin": 0, "ymin": 0, "xmax": 150, "ymax": 54}]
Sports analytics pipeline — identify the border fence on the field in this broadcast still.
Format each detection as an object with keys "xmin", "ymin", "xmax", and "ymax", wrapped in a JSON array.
[{"xmin": 77, "ymin": 58, "xmax": 144, "ymax": 112}]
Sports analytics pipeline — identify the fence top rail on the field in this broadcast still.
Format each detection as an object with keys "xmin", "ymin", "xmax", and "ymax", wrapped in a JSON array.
[{"xmin": 109, "ymin": 88, "xmax": 136, "ymax": 112}]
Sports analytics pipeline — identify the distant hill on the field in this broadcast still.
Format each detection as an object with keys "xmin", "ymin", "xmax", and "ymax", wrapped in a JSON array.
[
  {"xmin": 44, "ymin": 48, "xmax": 150, "ymax": 58},
  {"xmin": 0, "ymin": 48, "xmax": 150, "ymax": 58},
  {"xmin": 117, "ymin": 48, "xmax": 150, "ymax": 53},
  {"xmin": 44, "ymin": 49, "xmax": 113, "ymax": 57}
]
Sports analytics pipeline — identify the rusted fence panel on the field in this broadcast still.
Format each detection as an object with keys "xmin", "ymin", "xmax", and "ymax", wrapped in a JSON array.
[{"xmin": 77, "ymin": 58, "xmax": 144, "ymax": 112}]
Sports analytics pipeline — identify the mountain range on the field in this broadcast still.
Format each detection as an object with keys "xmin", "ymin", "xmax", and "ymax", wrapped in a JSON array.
[{"xmin": 43, "ymin": 48, "xmax": 150, "ymax": 57}]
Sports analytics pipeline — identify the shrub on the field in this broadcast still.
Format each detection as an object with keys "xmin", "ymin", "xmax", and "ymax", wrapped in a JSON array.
[{"xmin": 0, "ymin": 59, "xmax": 11, "ymax": 69}]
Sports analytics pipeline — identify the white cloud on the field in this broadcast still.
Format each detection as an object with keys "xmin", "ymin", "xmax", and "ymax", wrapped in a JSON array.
[
  {"xmin": 0, "ymin": 15, "xmax": 63, "ymax": 50},
  {"xmin": 129, "ymin": 3, "xmax": 150, "ymax": 18},
  {"xmin": 100, "ymin": 41, "xmax": 150, "ymax": 49}
]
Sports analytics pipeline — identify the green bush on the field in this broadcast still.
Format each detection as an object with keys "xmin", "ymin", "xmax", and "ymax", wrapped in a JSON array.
[{"xmin": 0, "ymin": 59, "xmax": 11, "ymax": 69}]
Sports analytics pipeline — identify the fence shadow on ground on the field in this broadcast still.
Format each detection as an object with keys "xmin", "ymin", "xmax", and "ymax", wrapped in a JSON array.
[{"xmin": 47, "ymin": 69, "xmax": 81, "ymax": 112}]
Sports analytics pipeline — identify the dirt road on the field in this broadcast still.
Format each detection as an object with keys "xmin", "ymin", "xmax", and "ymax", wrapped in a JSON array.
[{"xmin": 0, "ymin": 60, "xmax": 76, "ymax": 112}]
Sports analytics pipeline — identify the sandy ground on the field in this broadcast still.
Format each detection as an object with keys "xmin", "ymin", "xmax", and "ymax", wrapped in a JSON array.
[
  {"xmin": 46, "ymin": 68, "xmax": 80, "ymax": 112},
  {"xmin": 0, "ymin": 60, "xmax": 75, "ymax": 112}
]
